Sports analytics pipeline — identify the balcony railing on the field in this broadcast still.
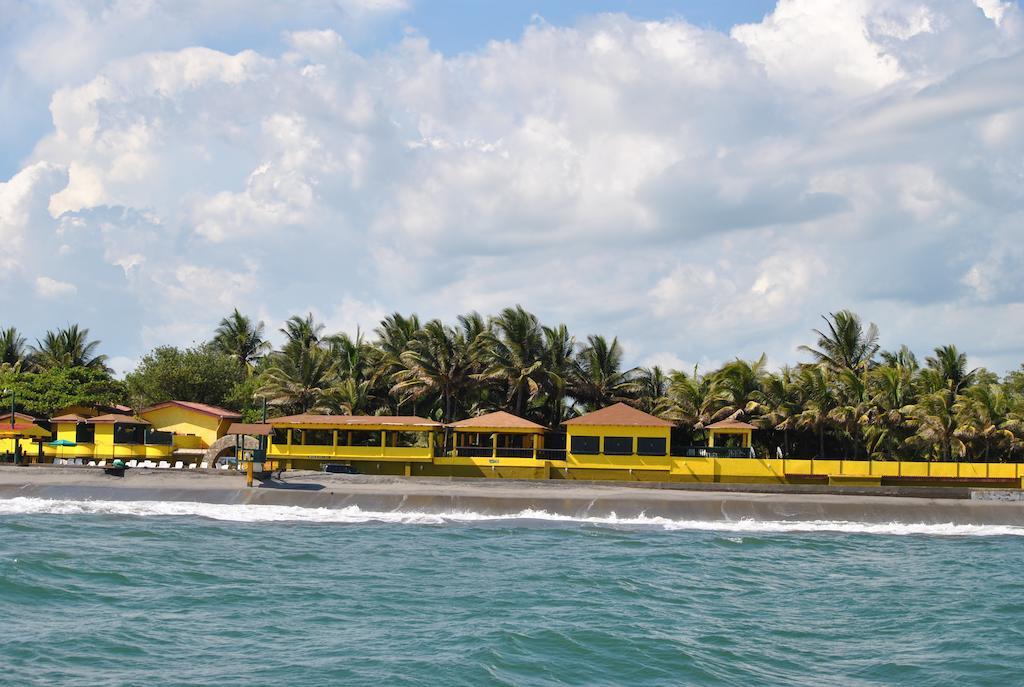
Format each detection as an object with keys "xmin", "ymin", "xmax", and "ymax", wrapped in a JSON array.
[
  {"xmin": 451, "ymin": 447, "xmax": 567, "ymax": 460},
  {"xmin": 681, "ymin": 446, "xmax": 755, "ymax": 459}
]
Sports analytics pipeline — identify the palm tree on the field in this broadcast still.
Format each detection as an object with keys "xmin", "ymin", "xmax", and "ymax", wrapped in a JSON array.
[
  {"xmin": 864, "ymin": 363, "xmax": 917, "ymax": 460},
  {"xmin": 280, "ymin": 313, "xmax": 325, "ymax": 358},
  {"xmin": 374, "ymin": 312, "xmax": 422, "ymax": 413},
  {"xmin": 829, "ymin": 368, "xmax": 870, "ymax": 459},
  {"xmin": 907, "ymin": 387, "xmax": 963, "ymax": 461},
  {"xmin": 213, "ymin": 309, "xmax": 269, "ymax": 373},
  {"xmin": 393, "ymin": 320, "xmax": 474, "ymax": 422},
  {"xmin": 712, "ymin": 355, "xmax": 767, "ymax": 421},
  {"xmin": 0, "ymin": 327, "xmax": 27, "ymax": 367},
  {"xmin": 922, "ymin": 345, "xmax": 977, "ymax": 394},
  {"xmin": 799, "ymin": 310, "xmax": 879, "ymax": 373},
  {"xmin": 632, "ymin": 366, "xmax": 670, "ymax": 415},
  {"xmin": 796, "ymin": 364, "xmax": 839, "ymax": 459},
  {"xmin": 954, "ymin": 384, "xmax": 1016, "ymax": 461},
  {"xmin": 479, "ymin": 306, "xmax": 545, "ymax": 417},
  {"xmin": 569, "ymin": 335, "xmax": 636, "ymax": 412},
  {"xmin": 759, "ymin": 366, "xmax": 803, "ymax": 457},
  {"xmin": 257, "ymin": 345, "xmax": 337, "ymax": 415},
  {"xmin": 31, "ymin": 325, "xmax": 109, "ymax": 372},
  {"xmin": 664, "ymin": 367, "xmax": 722, "ymax": 440},
  {"xmin": 539, "ymin": 324, "xmax": 575, "ymax": 427}
]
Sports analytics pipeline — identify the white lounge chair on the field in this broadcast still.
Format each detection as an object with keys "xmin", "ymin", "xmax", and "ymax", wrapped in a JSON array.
[
  {"xmin": 157, "ymin": 460, "xmax": 170, "ymax": 469},
  {"xmin": 219, "ymin": 464, "xmax": 229, "ymax": 470},
  {"xmin": 173, "ymin": 461, "xmax": 183, "ymax": 469},
  {"xmin": 126, "ymin": 460, "xmax": 138, "ymax": 468},
  {"xmin": 87, "ymin": 460, "xmax": 97, "ymax": 467},
  {"xmin": 200, "ymin": 461, "xmax": 209, "ymax": 469},
  {"xmin": 188, "ymin": 463, "xmax": 197, "ymax": 469},
  {"xmin": 56, "ymin": 458, "xmax": 66, "ymax": 466},
  {"xmin": 72, "ymin": 458, "xmax": 81, "ymax": 466},
  {"xmin": 98, "ymin": 460, "xmax": 106, "ymax": 467}
]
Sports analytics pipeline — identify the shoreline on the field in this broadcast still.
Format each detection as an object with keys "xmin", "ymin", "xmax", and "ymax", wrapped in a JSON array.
[{"xmin": 2, "ymin": 466, "xmax": 1024, "ymax": 525}]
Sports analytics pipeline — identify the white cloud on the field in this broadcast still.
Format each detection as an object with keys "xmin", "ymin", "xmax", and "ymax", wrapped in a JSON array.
[
  {"xmin": 34, "ymin": 276, "xmax": 77, "ymax": 299},
  {"xmin": 1, "ymin": 0, "xmax": 1023, "ymax": 373}
]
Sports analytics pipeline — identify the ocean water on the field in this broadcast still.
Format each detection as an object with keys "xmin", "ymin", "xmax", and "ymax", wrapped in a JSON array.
[{"xmin": 2, "ymin": 498, "xmax": 1023, "ymax": 686}]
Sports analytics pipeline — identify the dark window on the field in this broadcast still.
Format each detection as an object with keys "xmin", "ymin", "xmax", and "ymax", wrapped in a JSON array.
[
  {"xmin": 350, "ymin": 430, "xmax": 382, "ymax": 447},
  {"xmin": 570, "ymin": 435, "xmax": 600, "ymax": 455},
  {"xmin": 144, "ymin": 429, "xmax": 174, "ymax": 446},
  {"xmin": 296, "ymin": 429, "xmax": 333, "ymax": 446},
  {"xmin": 388, "ymin": 431, "xmax": 429, "ymax": 448},
  {"xmin": 271, "ymin": 428, "xmax": 289, "ymax": 446},
  {"xmin": 637, "ymin": 437, "xmax": 667, "ymax": 456},
  {"xmin": 603, "ymin": 436, "xmax": 633, "ymax": 455},
  {"xmin": 113, "ymin": 424, "xmax": 145, "ymax": 445},
  {"xmin": 75, "ymin": 424, "xmax": 95, "ymax": 444},
  {"xmin": 335, "ymin": 430, "xmax": 348, "ymax": 447}
]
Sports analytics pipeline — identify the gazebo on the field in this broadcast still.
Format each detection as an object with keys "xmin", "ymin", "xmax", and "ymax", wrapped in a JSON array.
[
  {"xmin": 447, "ymin": 411, "xmax": 547, "ymax": 459},
  {"xmin": 706, "ymin": 418, "xmax": 757, "ymax": 450}
]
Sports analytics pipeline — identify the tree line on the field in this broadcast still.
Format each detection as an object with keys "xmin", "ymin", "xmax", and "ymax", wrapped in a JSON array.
[{"xmin": 1, "ymin": 308, "xmax": 1023, "ymax": 461}]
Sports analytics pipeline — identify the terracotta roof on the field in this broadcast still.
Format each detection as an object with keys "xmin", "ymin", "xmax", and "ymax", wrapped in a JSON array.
[
  {"xmin": 87, "ymin": 413, "xmax": 151, "ymax": 425},
  {"xmin": 0, "ymin": 412, "xmax": 37, "ymax": 423},
  {"xmin": 270, "ymin": 414, "xmax": 442, "ymax": 428},
  {"xmin": 563, "ymin": 402, "xmax": 673, "ymax": 428},
  {"xmin": 448, "ymin": 411, "xmax": 547, "ymax": 431},
  {"xmin": 141, "ymin": 400, "xmax": 242, "ymax": 420},
  {"xmin": 0, "ymin": 423, "xmax": 50, "ymax": 437},
  {"xmin": 51, "ymin": 414, "xmax": 88, "ymax": 423},
  {"xmin": 706, "ymin": 418, "xmax": 757, "ymax": 430},
  {"xmin": 226, "ymin": 422, "xmax": 273, "ymax": 436}
]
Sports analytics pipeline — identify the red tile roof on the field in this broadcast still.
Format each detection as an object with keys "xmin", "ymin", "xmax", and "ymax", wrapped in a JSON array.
[
  {"xmin": 270, "ymin": 414, "xmax": 441, "ymax": 428},
  {"xmin": 141, "ymin": 400, "xmax": 242, "ymax": 420},
  {"xmin": 226, "ymin": 423, "xmax": 273, "ymax": 436},
  {"xmin": 88, "ymin": 414, "xmax": 151, "ymax": 425},
  {"xmin": 51, "ymin": 414, "xmax": 88, "ymax": 423},
  {"xmin": 0, "ymin": 412, "xmax": 38, "ymax": 423},
  {"xmin": 706, "ymin": 418, "xmax": 757, "ymax": 430},
  {"xmin": 563, "ymin": 402, "xmax": 673, "ymax": 428},
  {"xmin": 448, "ymin": 411, "xmax": 547, "ymax": 431}
]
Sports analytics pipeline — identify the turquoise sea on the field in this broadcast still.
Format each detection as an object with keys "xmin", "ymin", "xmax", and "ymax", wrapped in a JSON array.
[{"xmin": 1, "ymin": 497, "xmax": 1023, "ymax": 686}]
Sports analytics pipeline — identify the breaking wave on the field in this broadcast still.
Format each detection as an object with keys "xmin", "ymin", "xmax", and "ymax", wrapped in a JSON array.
[{"xmin": 1, "ymin": 496, "xmax": 1022, "ymax": 536}]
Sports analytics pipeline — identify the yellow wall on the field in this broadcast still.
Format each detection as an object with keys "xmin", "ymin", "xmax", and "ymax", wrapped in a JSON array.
[
  {"xmin": 268, "ymin": 424, "xmax": 436, "ymax": 463},
  {"xmin": 565, "ymin": 424, "xmax": 671, "ymax": 469},
  {"xmin": 89, "ymin": 424, "xmax": 172, "ymax": 461},
  {"xmin": 140, "ymin": 406, "xmax": 231, "ymax": 448}
]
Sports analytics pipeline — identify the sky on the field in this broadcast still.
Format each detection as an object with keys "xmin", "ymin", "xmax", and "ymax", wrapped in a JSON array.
[{"xmin": 0, "ymin": 0, "xmax": 1022, "ymax": 378}]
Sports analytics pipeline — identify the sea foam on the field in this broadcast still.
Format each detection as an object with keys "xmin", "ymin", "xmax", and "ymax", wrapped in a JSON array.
[{"xmin": 1, "ymin": 496, "xmax": 1022, "ymax": 537}]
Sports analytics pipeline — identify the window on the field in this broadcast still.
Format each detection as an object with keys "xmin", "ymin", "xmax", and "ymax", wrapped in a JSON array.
[
  {"xmin": 350, "ymin": 430, "xmax": 382, "ymax": 447},
  {"xmin": 75, "ymin": 424, "xmax": 95, "ymax": 444},
  {"xmin": 295, "ymin": 429, "xmax": 334, "ymax": 446},
  {"xmin": 271, "ymin": 428, "xmax": 289, "ymax": 446},
  {"xmin": 637, "ymin": 437, "xmax": 667, "ymax": 457},
  {"xmin": 388, "ymin": 431, "xmax": 429, "ymax": 448},
  {"xmin": 335, "ymin": 430, "xmax": 348, "ymax": 447},
  {"xmin": 113, "ymin": 424, "xmax": 145, "ymax": 445},
  {"xmin": 603, "ymin": 436, "xmax": 633, "ymax": 455},
  {"xmin": 570, "ymin": 435, "xmax": 600, "ymax": 455},
  {"xmin": 144, "ymin": 429, "xmax": 174, "ymax": 446}
]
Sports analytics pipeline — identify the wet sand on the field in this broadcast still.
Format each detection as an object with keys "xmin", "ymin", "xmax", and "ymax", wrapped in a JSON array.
[{"xmin": 2, "ymin": 465, "xmax": 1024, "ymax": 525}]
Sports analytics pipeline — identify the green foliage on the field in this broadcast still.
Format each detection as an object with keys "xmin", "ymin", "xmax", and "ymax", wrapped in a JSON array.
[
  {"xmin": 125, "ymin": 344, "xmax": 244, "ymax": 409},
  {"xmin": 0, "ymin": 366, "xmax": 127, "ymax": 417}
]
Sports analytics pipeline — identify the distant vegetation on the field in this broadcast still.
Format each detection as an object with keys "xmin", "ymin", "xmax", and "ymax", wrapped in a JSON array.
[{"xmin": 2, "ymin": 308, "xmax": 1023, "ymax": 461}]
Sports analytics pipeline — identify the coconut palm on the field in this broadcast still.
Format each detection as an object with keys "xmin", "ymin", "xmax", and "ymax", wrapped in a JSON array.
[
  {"xmin": 213, "ymin": 309, "xmax": 269, "ymax": 373},
  {"xmin": 393, "ymin": 320, "xmax": 474, "ymax": 423},
  {"xmin": 799, "ymin": 310, "xmax": 879, "ymax": 373},
  {"xmin": 479, "ymin": 306, "xmax": 545, "ymax": 417},
  {"xmin": 954, "ymin": 384, "xmax": 1017, "ymax": 461},
  {"xmin": 0, "ymin": 327, "xmax": 27, "ymax": 367},
  {"xmin": 712, "ymin": 355, "xmax": 767, "ymax": 421},
  {"xmin": 922, "ymin": 345, "xmax": 977, "ymax": 394},
  {"xmin": 662, "ymin": 366, "xmax": 722, "ymax": 446},
  {"xmin": 907, "ymin": 387, "xmax": 964, "ymax": 461},
  {"xmin": 540, "ymin": 324, "xmax": 575, "ymax": 426},
  {"xmin": 31, "ymin": 325, "xmax": 109, "ymax": 372},
  {"xmin": 759, "ymin": 366, "xmax": 803, "ymax": 457},
  {"xmin": 864, "ymin": 363, "xmax": 917, "ymax": 460},
  {"xmin": 829, "ymin": 368, "xmax": 871, "ymax": 459},
  {"xmin": 257, "ymin": 344, "xmax": 337, "ymax": 415},
  {"xmin": 631, "ymin": 366, "xmax": 670, "ymax": 415},
  {"xmin": 796, "ymin": 364, "xmax": 839, "ymax": 459},
  {"xmin": 569, "ymin": 335, "xmax": 636, "ymax": 412}
]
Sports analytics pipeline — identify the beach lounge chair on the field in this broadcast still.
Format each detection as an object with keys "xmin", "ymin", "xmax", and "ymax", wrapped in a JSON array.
[
  {"xmin": 173, "ymin": 461, "xmax": 183, "ymax": 469},
  {"xmin": 98, "ymin": 460, "xmax": 106, "ymax": 467},
  {"xmin": 158, "ymin": 460, "xmax": 170, "ymax": 469},
  {"xmin": 188, "ymin": 463, "xmax": 197, "ymax": 470},
  {"xmin": 200, "ymin": 461, "xmax": 209, "ymax": 469},
  {"xmin": 87, "ymin": 460, "xmax": 97, "ymax": 467},
  {"xmin": 72, "ymin": 458, "xmax": 81, "ymax": 466},
  {"xmin": 219, "ymin": 464, "xmax": 229, "ymax": 470},
  {"xmin": 126, "ymin": 460, "xmax": 138, "ymax": 468}
]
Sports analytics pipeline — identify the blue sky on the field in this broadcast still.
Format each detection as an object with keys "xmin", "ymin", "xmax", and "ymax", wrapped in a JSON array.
[{"xmin": 1, "ymin": 0, "xmax": 1022, "ymax": 376}]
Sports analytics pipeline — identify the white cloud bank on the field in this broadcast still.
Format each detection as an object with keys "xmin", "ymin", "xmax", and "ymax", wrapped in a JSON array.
[{"xmin": 1, "ymin": 0, "xmax": 1023, "ymax": 373}]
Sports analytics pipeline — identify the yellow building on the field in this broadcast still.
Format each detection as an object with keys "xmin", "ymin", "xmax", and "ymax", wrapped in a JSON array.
[
  {"xmin": 563, "ymin": 403, "xmax": 674, "ymax": 472},
  {"xmin": 0, "ymin": 412, "xmax": 50, "ymax": 461},
  {"xmin": 706, "ymin": 418, "xmax": 756, "ymax": 455},
  {"xmin": 86, "ymin": 413, "xmax": 173, "ymax": 462},
  {"xmin": 267, "ymin": 414, "xmax": 442, "ymax": 471},
  {"xmin": 140, "ymin": 401, "xmax": 242, "ymax": 449},
  {"xmin": 448, "ymin": 410, "xmax": 547, "ymax": 458},
  {"xmin": 49, "ymin": 414, "xmax": 98, "ymax": 460}
]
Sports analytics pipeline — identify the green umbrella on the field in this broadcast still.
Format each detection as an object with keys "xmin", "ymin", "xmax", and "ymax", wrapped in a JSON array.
[{"xmin": 48, "ymin": 439, "xmax": 77, "ymax": 447}]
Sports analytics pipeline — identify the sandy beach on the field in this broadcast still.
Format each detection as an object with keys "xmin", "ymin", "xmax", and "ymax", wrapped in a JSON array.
[{"xmin": 1, "ymin": 465, "xmax": 1023, "ymax": 525}]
